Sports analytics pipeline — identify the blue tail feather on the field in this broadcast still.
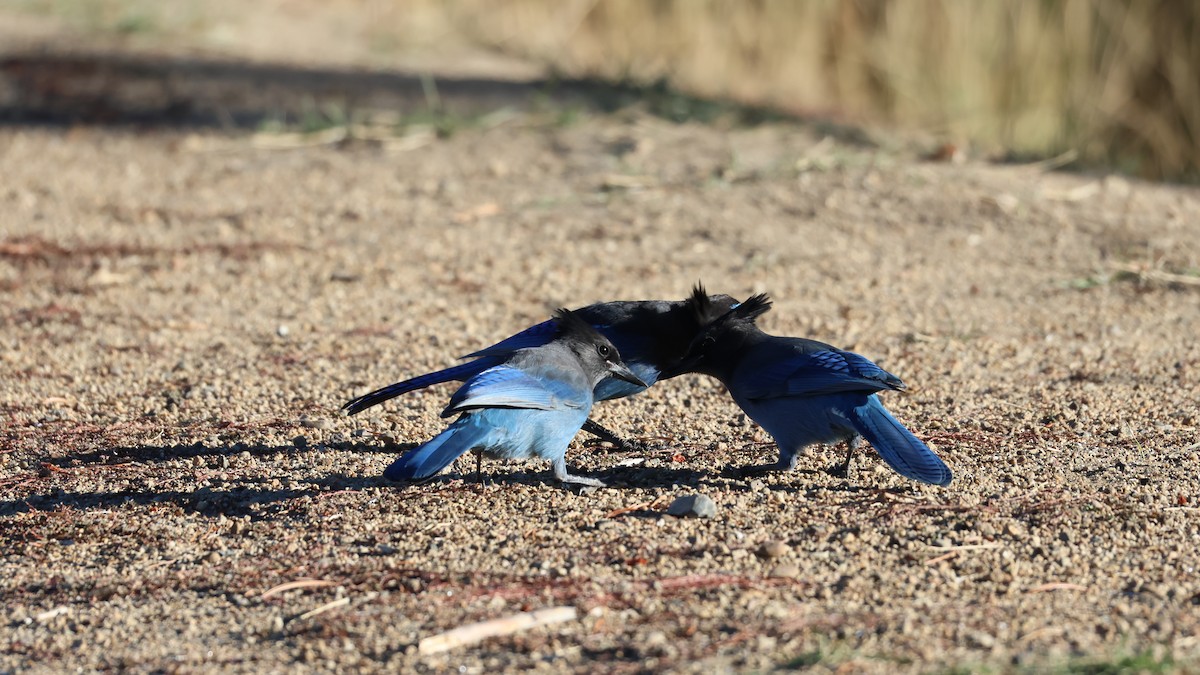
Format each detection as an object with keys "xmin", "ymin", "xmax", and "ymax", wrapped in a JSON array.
[
  {"xmin": 342, "ymin": 359, "xmax": 498, "ymax": 415},
  {"xmin": 847, "ymin": 396, "xmax": 952, "ymax": 486},
  {"xmin": 383, "ymin": 416, "xmax": 488, "ymax": 481}
]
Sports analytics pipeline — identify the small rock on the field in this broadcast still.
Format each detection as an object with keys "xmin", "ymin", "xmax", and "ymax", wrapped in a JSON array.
[
  {"xmin": 276, "ymin": 324, "xmax": 290, "ymax": 337},
  {"xmin": 749, "ymin": 479, "xmax": 766, "ymax": 491},
  {"xmin": 301, "ymin": 417, "xmax": 331, "ymax": 430},
  {"xmin": 667, "ymin": 494, "xmax": 717, "ymax": 519},
  {"xmin": 645, "ymin": 631, "xmax": 668, "ymax": 648},
  {"xmin": 757, "ymin": 540, "xmax": 788, "ymax": 559},
  {"xmin": 205, "ymin": 551, "xmax": 221, "ymax": 564},
  {"xmin": 968, "ymin": 630, "xmax": 996, "ymax": 649},
  {"xmin": 769, "ymin": 563, "xmax": 801, "ymax": 579},
  {"xmin": 292, "ymin": 435, "xmax": 308, "ymax": 448}
]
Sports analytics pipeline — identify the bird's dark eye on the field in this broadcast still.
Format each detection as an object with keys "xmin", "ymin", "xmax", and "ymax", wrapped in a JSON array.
[{"xmin": 596, "ymin": 344, "xmax": 611, "ymax": 359}]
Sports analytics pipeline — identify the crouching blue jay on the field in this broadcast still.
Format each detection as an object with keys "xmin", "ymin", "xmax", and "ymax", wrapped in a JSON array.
[
  {"xmin": 665, "ymin": 293, "xmax": 952, "ymax": 486},
  {"xmin": 383, "ymin": 308, "xmax": 647, "ymax": 487}
]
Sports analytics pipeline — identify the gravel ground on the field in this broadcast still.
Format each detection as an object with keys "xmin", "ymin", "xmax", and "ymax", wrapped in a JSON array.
[{"xmin": 2, "ymin": 64, "xmax": 1200, "ymax": 672}]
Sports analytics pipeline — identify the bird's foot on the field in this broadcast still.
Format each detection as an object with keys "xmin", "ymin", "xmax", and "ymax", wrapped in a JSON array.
[
  {"xmin": 581, "ymin": 419, "xmax": 644, "ymax": 453},
  {"xmin": 732, "ymin": 451, "xmax": 798, "ymax": 478},
  {"xmin": 558, "ymin": 474, "xmax": 606, "ymax": 489},
  {"xmin": 826, "ymin": 437, "xmax": 860, "ymax": 480}
]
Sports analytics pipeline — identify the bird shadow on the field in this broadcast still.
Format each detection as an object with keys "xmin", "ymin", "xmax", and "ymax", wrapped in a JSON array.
[
  {"xmin": 45, "ymin": 440, "xmax": 416, "ymax": 470},
  {"xmin": 376, "ymin": 463, "xmax": 716, "ymax": 492},
  {"xmin": 4, "ymin": 436, "xmax": 914, "ymax": 522},
  {"xmin": 2, "ymin": 441, "xmax": 405, "ymax": 519}
]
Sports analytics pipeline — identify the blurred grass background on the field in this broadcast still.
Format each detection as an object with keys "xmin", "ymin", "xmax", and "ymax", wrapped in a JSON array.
[{"xmin": 6, "ymin": 0, "xmax": 1199, "ymax": 180}]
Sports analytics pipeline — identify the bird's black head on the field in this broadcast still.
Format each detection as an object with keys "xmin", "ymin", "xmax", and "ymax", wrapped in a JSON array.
[
  {"xmin": 554, "ymin": 308, "xmax": 648, "ymax": 388},
  {"xmin": 662, "ymin": 292, "xmax": 773, "ymax": 379},
  {"xmin": 687, "ymin": 282, "xmax": 739, "ymax": 327}
]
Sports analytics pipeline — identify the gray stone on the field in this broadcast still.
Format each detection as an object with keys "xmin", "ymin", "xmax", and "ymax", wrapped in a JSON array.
[{"xmin": 667, "ymin": 494, "xmax": 717, "ymax": 518}]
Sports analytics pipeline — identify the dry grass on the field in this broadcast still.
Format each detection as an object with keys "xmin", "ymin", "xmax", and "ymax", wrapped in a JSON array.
[
  {"xmin": 442, "ymin": 0, "xmax": 1199, "ymax": 179},
  {"xmin": 7, "ymin": 1, "xmax": 1199, "ymax": 178}
]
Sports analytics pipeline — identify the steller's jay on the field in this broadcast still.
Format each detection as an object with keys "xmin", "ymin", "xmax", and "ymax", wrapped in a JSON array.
[
  {"xmin": 382, "ymin": 308, "xmax": 647, "ymax": 487},
  {"xmin": 664, "ymin": 293, "xmax": 952, "ymax": 486},
  {"xmin": 342, "ymin": 285, "xmax": 738, "ymax": 447}
]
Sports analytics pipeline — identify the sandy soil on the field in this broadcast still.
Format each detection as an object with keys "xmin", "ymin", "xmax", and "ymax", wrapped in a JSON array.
[{"xmin": 2, "ymin": 48, "xmax": 1200, "ymax": 673}]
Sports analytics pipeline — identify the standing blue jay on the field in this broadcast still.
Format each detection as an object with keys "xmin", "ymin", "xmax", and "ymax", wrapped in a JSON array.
[
  {"xmin": 341, "ymin": 286, "xmax": 739, "ymax": 446},
  {"xmin": 665, "ymin": 294, "xmax": 952, "ymax": 486},
  {"xmin": 383, "ymin": 308, "xmax": 648, "ymax": 487}
]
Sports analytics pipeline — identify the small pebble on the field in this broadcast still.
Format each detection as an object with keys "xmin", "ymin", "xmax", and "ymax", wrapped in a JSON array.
[
  {"xmin": 757, "ymin": 540, "xmax": 788, "ymax": 559},
  {"xmin": 276, "ymin": 324, "xmax": 290, "ymax": 337},
  {"xmin": 769, "ymin": 563, "xmax": 801, "ymax": 579},
  {"xmin": 645, "ymin": 631, "xmax": 668, "ymax": 647},
  {"xmin": 667, "ymin": 494, "xmax": 717, "ymax": 519},
  {"xmin": 301, "ymin": 417, "xmax": 331, "ymax": 430},
  {"xmin": 293, "ymin": 435, "xmax": 309, "ymax": 448}
]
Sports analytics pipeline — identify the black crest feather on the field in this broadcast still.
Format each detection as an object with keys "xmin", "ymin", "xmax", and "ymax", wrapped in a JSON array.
[
  {"xmin": 553, "ymin": 307, "xmax": 604, "ymax": 342},
  {"xmin": 700, "ymin": 292, "xmax": 772, "ymax": 334},
  {"xmin": 688, "ymin": 282, "xmax": 727, "ymax": 325},
  {"xmin": 732, "ymin": 293, "xmax": 772, "ymax": 322}
]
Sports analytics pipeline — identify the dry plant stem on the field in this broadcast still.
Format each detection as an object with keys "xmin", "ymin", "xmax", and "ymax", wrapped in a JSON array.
[
  {"xmin": 259, "ymin": 579, "xmax": 336, "ymax": 599},
  {"xmin": 418, "ymin": 606, "xmax": 578, "ymax": 655},
  {"xmin": 296, "ymin": 597, "xmax": 350, "ymax": 621}
]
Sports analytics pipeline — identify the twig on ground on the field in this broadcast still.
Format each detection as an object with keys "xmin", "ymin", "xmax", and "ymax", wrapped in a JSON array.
[
  {"xmin": 260, "ymin": 579, "xmax": 336, "ymax": 599},
  {"xmin": 1110, "ymin": 261, "xmax": 1200, "ymax": 287},
  {"xmin": 418, "ymin": 606, "xmax": 578, "ymax": 655},
  {"xmin": 924, "ymin": 551, "xmax": 958, "ymax": 565},
  {"xmin": 603, "ymin": 495, "xmax": 669, "ymax": 519},
  {"xmin": 296, "ymin": 597, "xmax": 350, "ymax": 621},
  {"xmin": 34, "ymin": 606, "xmax": 70, "ymax": 623},
  {"xmin": 1015, "ymin": 625, "xmax": 1067, "ymax": 644}
]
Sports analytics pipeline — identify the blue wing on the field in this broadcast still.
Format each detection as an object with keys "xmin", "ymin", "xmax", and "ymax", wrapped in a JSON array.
[
  {"xmin": 464, "ymin": 318, "xmax": 630, "ymax": 360},
  {"xmin": 738, "ymin": 349, "xmax": 905, "ymax": 400},
  {"xmin": 461, "ymin": 320, "xmax": 560, "ymax": 359},
  {"xmin": 341, "ymin": 358, "xmax": 498, "ymax": 415},
  {"xmin": 442, "ymin": 366, "xmax": 583, "ymax": 417}
]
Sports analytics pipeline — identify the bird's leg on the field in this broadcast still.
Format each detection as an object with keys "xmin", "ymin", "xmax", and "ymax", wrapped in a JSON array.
[
  {"xmin": 581, "ymin": 418, "xmax": 640, "ymax": 451},
  {"xmin": 828, "ymin": 435, "xmax": 862, "ymax": 479},
  {"xmin": 552, "ymin": 456, "xmax": 606, "ymax": 488},
  {"xmin": 474, "ymin": 448, "xmax": 485, "ymax": 485},
  {"xmin": 737, "ymin": 447, "xmax": 799, "ymax": 477}
]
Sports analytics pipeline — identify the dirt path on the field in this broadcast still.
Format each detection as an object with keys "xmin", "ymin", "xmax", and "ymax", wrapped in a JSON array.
[{"xmin": 3, "ymin": 59, "xmax": 1199, "ymax": 672}]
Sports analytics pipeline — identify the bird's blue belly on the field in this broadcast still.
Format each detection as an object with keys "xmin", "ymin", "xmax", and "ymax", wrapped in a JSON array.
[
  {"xmin": 737, "ymin": 395, "xmax": 860, "ymax": 450},
  {"xmin": 470, "ymin": 407, "xmax": 590, "ymax": 461}
]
